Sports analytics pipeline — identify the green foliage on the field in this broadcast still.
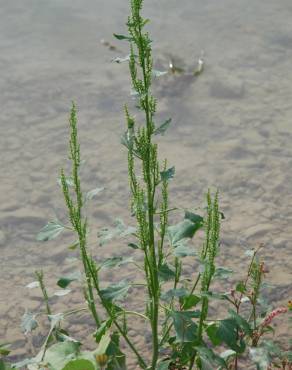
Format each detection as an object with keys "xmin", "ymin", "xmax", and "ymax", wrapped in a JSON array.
[
  {"xmin": 57, "ymin": 272, "xmax": 81, "ymax": 289},
  {"xmin": 100, "ymin": 281, "xmax": 131, "ymax": 302},
  {"xmin": 0, "ymin": 344, "xmax": 11, "ymax": 357},
  {"xmin": 168, "ymin": 213, "xmax": 203, "ymax": 246},
  {"xmin": 0, "ymin": 360, "xmax": 11, "ymax": 370},
  {"xmin": 170, "ymin": 311, "xmax": 199, "ymax": 343},
  {"xmin": 62, "ymin": 359, "xmax": 96, "ymax": 370}
]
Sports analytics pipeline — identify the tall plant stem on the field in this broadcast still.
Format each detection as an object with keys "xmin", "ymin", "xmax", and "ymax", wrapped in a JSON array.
[
  {"xmin": 234, "ymin": 245, "xmax": 262, "ymax": 370},
  {"xmin": 35, "ymin": 270, "xmax": 51, "ymax": 316},
  {"xmin": 61, "ymin": 104, "xmax": 100, "ymax": 329},
  {"xmin": 143, "ymin": 77, "xmax": 160, "ymax": 370},
  {"xmin": 133, "ymin": 5, "xmax": 160, "ymax": 368}
]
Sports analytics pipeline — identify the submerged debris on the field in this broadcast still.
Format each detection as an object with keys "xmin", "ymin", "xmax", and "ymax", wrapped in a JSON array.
[
  {"xmin": 169, "ymin": 58, "xmax": 184, "ymax": 74},
  {"xmin": 100, "ymin": 38, "xmax": 121, "ymax": 52},
  {"xmin": 193, "ymin": 52, "xmax": 205, "ymax": 76}
]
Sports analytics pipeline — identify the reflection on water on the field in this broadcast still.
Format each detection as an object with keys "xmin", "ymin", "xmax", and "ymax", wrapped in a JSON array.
[{"xmin": 0, "ymin": 0, "xmax": 292, "ymax": 360}]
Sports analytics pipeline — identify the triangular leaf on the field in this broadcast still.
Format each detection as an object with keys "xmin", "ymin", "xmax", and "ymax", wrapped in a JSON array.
[
  {"xmin": 127, "ymin": 242, "xmax": 140, "ymax": 249},
  {"xmin": 113, "ymin": 33, "xmax": 134, "ymax": 41},
  {"xmin": 26, "ymin": 281, "xmax": 40, "ymax": 289},
  {"xmin": 100, "ymin": 257, "xmax": 133, "ymax": 270},
  {"xmin": 158, "ymin": 263, "xmax": 176, "ymax": 282},
  {"xmin": 195, "ymin": 346, "xmax": 227, "ymax": 370},
  {"xmin": 249, "ymin": 347, "xmax": 270, "ymax": 370},
  {"xmin": 100, "ymin": 280, "xmax": 131, "ymax": 302},
  {"xmin": 206, "ymin": 322, "xmax": 222, "ymax": 346},
  {"xmin": 220, "ymin": 349, "xmax": 236, "ymax": 361},
  {"xmin": 57, "ymin": 272, "xmax": 81, "ymax": 289},
  {"xmin": 217, "ymin": 319, "xmax": 245, "ymax": 353},
  {"xmin": 21, "ymin": 311, "xmax": 38, "ymax": 335},
  {"xmin": 173, "ymin": 241, "xmax": 197, "ymax": 257},
  {"xmin": 86, "ymin": 187, "xmax": 104, "ymax": 201},
  {"xmin": 54, "ymin": 289, "xmax": 71, "ymax": 297},
  {"xmin": 180, "ymin": 294, "xmax": 201, "ymax": 310},
  {"xmin": 152, "ymin": 69, "xmax": 168, "ymax": 78},
  {"xmin": 161, "ymin": 288, "xmax": 188, "ymax": 302},
  {"xmin": 214, "ymin": 267, "xmax": 233, "ymax": 280},
  {"xmin": 154, "ymin": 118, "xmax": 171, "ymax": 136},
  {"xmin": 160, "ymin": 166, "xmax": 175, "ymax": 182},
  {"xmin": 36, "ymin": 220, "xmax": 65, "ymax": 242},
  {"xmin": 184, "ymin": 211, "xmax": 203, "ymax": 225},
  {"xmin": 168, "ymin": 220, "xmax": 198, "ymax": 246},
  {"xmin": 57, "ymin": 176, "xmax": 74, "ymax": 188},
  {"xmin": 228, "ymin": 309, "xmax": 252, "ymax": 336},
  {"xmin": 98, "ymin": 219, "xmax": 136, "ymax": 246},
  {"xmin": 95, "ymin": 331, "xmax": 111, "ymax": 356},
  {"xmin": 157, "ymin": 360, "xmax": 172, "ymax": 370},
  {"xmin": 170, "ymin": 311, "xmax": 199, "ymax": 343},
  {"xmin": 112, "ymin": 55, "xmax": 130, "ymax": 64}
]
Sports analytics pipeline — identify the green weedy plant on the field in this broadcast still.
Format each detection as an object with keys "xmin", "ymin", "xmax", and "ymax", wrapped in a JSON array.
[{"xmin": 3, "ymin": 0, "xmax": 291, "ymax": 370}]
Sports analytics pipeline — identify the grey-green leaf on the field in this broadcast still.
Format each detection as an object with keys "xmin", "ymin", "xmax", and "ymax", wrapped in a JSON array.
[
  {"xmin": 184, "ymin": 211, "xmax": 204, "ymax": 225},
  {"xmin": 127, "ymin": 242, "xmax": 140, "ymax": 249},
  {"xmin": 57, "ymin": 176, "xmax": 74, "ymax": 187},
  {"xmin": 217, "ymin": 318, "xmax": 245, "ymax": 353},
  {"xmin": 98, "ymin": 219, "xmax": 136, "ymax": 246},
  {"xmin": 249, "ymin": 347, "xmax": 270, "ymax": 370},
  {"xmin": 26, "ymin": 281, "xmax": 40, "ymax": 289},
  {"xmin": 86, "ymin": 187, "xmax": 104, "ymax": 201},
  {"xmin": 158, "ymin": 263, "xmax": 176, "ymax": 282},
  {"xmin": 220, "ymin": 349, "xmax": 236, "ymax": 361},
  {"xmin": 161, "ymin": 288, "xmax": 188, "ymax": 302},
  {"xmin": 170, "ymin": 311, "xmax": 199, "ymax": 343},
  {"xmin": 57, "ymin": 272, "xmax": 82, "ymax": 289},
  {"xmin": 195, "ymin": 346, "xmax": 227, "ymax": 370},
  {"xmin": 154, "ymin": 118, "xmax": 171, "ymax": 136},
  {"xmin": 181, "ymin": 294, "xmax": 201, "ymax": 310},
  {"xmin": 95, "ymin": 331, "xmax": 111, "ymax": 356},
  {"xmin": 100, "ymin": 280, "xmax": 131, "ymax": 302},
  {"xmin": 168, "ymin": 219, "xmax": 198, "ymax": 246},
  {"xmin": 36, "ymin": 220, "xmax": 65, "ymax": 242},
  {"xmin": 160, "ymin": 166, "xmax": 175, "ymax": 182},
  {"xmin": 100, "ymin": 257, "xmax": 133, "ymax": 270},
  {"xmin": 112, "ymin": 55, "xmax": 130, "ymax": 63},
  {"xmin": 157, "ymin": 360, "xmax": 172, "ymax": 370},
  {"xmin": 173, "ymin": 241, "xmax": 197, "ymax": 257},
  {"xmin": 228, "ymin": 309, "xmax": 252, "ymax": 335},
  {"xmin": 214, "ymin": 267, "xmax": 233, "ymax": 280},
  {"xmin": 54, "ymin": 289, "xmax": 71, "ymax": 297},
  {"xmin": 152, "ymin": 69, "xmax": 168, "ymax": 78},
  {"xmin": 21, "ymin": 312, "xmax": 38, "ymax": 334},
  {"xmin": 113, "ymin": 33, "xmax": 134, "ymax": 41}
]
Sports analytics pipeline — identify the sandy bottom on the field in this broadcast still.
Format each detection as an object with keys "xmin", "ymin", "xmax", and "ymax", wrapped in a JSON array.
[{"xmin": 0, "ymin": 0, "xmax": 291, "ymax": 368}]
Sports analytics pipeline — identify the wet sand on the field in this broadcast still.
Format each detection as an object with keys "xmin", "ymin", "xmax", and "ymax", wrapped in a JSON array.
[{"xmin": 0, "ymin": 0, "xmax": 291, "ymax": 367}]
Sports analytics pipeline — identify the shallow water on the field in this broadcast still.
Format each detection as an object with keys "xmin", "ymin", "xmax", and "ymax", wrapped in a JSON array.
[{"xmin": 1, "ymin": 0, "xmax": 292, "ymax": 365}]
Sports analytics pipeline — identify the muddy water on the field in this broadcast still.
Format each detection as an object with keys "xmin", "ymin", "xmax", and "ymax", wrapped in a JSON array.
[{"xmin": 1, "ymin": 0, "xmax": 292, "ymax": 366}]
